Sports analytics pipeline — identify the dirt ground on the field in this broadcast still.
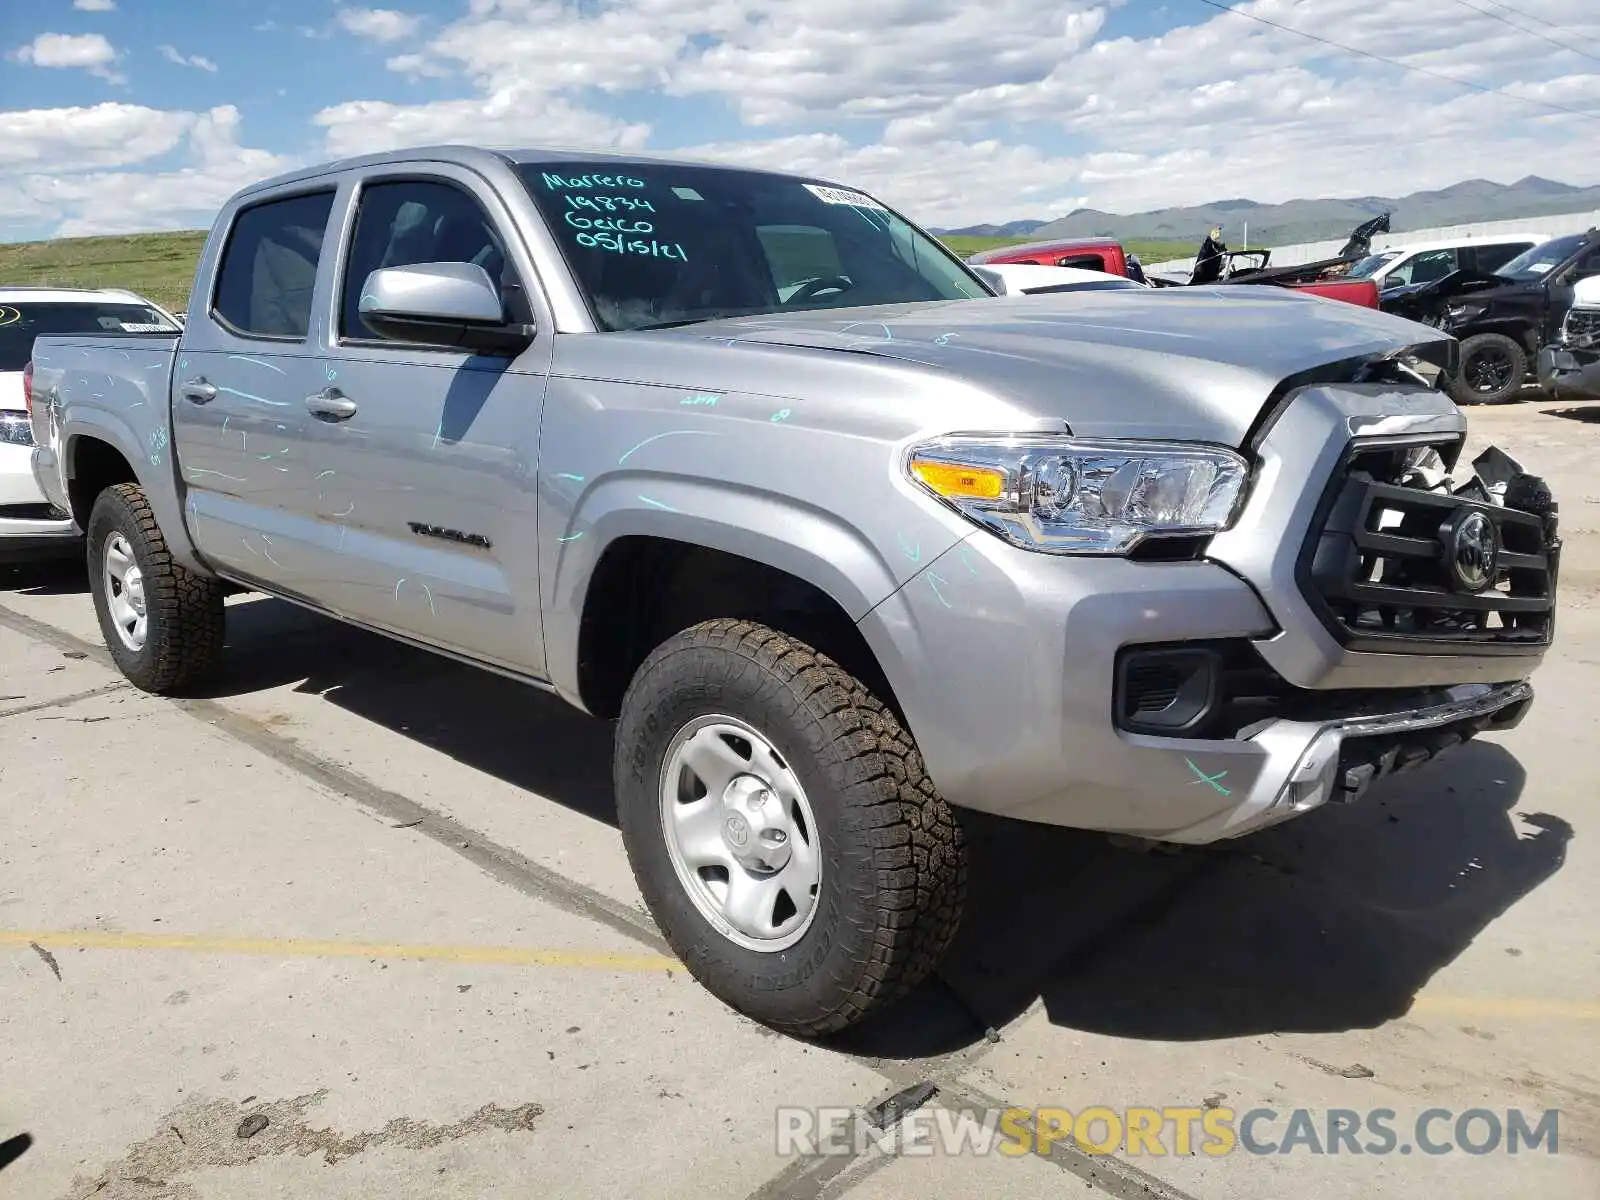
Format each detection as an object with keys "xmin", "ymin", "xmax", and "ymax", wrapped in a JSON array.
[{"xmin": 1, "ymin": 396, "xmax": 1596, "ymax": 1199}]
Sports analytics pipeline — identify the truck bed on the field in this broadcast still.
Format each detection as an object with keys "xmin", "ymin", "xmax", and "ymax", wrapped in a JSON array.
[{"xmin": 29, "ymin": 333, "xmax": 182, "ymax": 543}]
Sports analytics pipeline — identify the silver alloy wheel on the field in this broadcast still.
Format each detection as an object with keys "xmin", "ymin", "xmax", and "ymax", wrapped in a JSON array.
[
  {"xmin": 659, "ymin": 714, "xmax": 823, "ymax": 953},
  {"xmin": 102, "ymin": 532, "xmax": 148, "ymax": 652}
]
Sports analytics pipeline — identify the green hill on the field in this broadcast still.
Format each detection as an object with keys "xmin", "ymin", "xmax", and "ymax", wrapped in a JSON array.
[
  {"xmin": 0, "ymin": 230, "xmax": 206, "ymax": 313},
  {"xmin": 0, "ymin": 229, "xmax": 1198, "ymax": 313}
]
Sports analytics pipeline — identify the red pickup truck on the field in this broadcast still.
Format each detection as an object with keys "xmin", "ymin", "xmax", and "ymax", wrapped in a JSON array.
[
  {"xmin": 967, "ymin": 235, "xmax": 1379, "ymax": 309},
  {"xmin": 968, "ymin": 237, "xmax": 1147, "ymax": 282}
]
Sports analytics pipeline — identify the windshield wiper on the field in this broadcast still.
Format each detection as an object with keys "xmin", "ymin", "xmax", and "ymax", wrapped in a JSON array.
[{"xmin": 631, "ymin": 317, "xmax": 709, "ymax": 330}]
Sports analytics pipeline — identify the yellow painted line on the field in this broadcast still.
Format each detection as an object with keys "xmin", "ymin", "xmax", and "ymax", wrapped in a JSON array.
[
  {"xmin": 1, "ymin": 930, "xmax": 681, "ymax": 973},
  {"xmin": 1410, "ymin": 994, "xmax": 1600, "ymax": 1022}
]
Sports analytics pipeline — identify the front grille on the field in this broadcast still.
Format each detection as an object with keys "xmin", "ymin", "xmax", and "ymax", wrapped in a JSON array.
[
  {"xmin": 1564, "ymin": 308, "xmax": 1600, "ymax": 349},
  {"xmin": 1299, "ymin": 442, "xmax": 1557, "ymax": 655}
]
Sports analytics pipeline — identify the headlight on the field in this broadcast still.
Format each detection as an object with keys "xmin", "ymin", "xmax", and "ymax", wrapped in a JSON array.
[
  {"xmin": 906, "ymin": 434, "xmax": 1250, "ymax": 555},
  {"xmin": 0, "ymin": 412, "xmax": 33, "ymax": 448}
]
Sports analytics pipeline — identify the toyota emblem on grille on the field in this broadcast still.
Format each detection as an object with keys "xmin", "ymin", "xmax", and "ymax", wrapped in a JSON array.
[{"xmin": 1442, "ymin": 508, "xmax": 1500, "ymax": 593}]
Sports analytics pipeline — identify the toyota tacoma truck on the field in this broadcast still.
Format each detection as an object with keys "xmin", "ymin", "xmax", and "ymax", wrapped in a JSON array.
[{"xmin": 26, "ymin": 146, "xmax": 1560, "ymax": 1037}]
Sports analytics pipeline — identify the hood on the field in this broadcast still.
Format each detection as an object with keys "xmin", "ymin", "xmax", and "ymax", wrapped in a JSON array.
[{"xmin": 662, "ymin": 289, "xmax": 1453, "ymax": 445}]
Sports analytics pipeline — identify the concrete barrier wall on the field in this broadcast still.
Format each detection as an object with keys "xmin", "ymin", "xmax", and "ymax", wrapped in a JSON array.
[{"xmin": 1143, "ymin": 208, "xmax": 1600, "ymax": 277}]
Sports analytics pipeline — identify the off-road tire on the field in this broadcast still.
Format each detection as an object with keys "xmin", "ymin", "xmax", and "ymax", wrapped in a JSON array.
[
  {"xmin": 86, "ymin": 483, "xmax": 226, "ymax": 693},
  {"xmin": 1448, "ymin": 332, "xmax": 1527, "ymax": 406},
  {"xmin": 614, "ymin": 618, "xmax": 967, "ymax": 1036}
]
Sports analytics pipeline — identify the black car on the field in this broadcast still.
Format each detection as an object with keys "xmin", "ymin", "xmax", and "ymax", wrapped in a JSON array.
[{"xmin": 1382, "ymin": 228, "xmax": 1600, "ymax": 405}]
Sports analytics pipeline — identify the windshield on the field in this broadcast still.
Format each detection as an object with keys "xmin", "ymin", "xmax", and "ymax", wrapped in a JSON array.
[
  {"xmin": 0, "ymin": 300, "xmax": 178, "ymax": 371},
  {"xmin": 1496, "ymin": 234, "xmax": 1587, "ymax": 282},
  {"xmin": 516, "ymin": 162, "xmax": 993, "ymax": 331},
  {"xmin": 1346, "ymin": 251, "xmax": 1400, "ymax": 279}
]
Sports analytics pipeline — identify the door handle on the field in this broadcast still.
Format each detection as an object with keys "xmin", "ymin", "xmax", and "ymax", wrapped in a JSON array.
[
  {"xmin": 181, "ymin": 378, "xmax": 216, "ymax": 404},
  {"xmin": 306, "ymin": 387, "xmax": 358, "ymax": 421}
]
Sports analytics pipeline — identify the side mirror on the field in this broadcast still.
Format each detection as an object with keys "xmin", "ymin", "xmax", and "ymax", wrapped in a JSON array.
[{"xmin": 358, "ymin": 262, "xmax": 533, "ymax": 354}]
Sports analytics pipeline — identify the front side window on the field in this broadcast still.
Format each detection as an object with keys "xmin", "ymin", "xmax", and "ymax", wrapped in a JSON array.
[
  {"xmin": 212, "ymin": 191, "xmax": 336, "ymax": 339},
  {"xmin": 340, "ymin": 178, "xmax": 520, "ymax": 341},
  {"xmin": 517, "ymin": 162, "xmax": 992, "ymax": 331},
  {"xmin": 0, "ymin": 301, "xmax": 178, "ymax": 371}
]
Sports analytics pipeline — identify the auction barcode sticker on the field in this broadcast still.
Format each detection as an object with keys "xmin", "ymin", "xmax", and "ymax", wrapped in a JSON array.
[{"xmin": 804, "ymin": 184, "xmax": 886, "ymax": 210}]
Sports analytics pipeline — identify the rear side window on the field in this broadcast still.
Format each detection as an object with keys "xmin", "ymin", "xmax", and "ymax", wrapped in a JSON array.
[
  {"xmin": 1056, "ymin": 253, "xmax": 1108, "ymax": 272},
  {"xmin": 1469, "ymin": 242, "xmax": 1534, "ymax": 274},
  {"xmin": 212, "ymin": 191, "xmax": 336, "ymax": 340}
]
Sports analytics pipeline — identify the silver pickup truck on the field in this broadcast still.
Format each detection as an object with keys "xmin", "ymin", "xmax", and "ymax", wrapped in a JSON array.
[{"xmin": 27, "ymin": 145, "xmax": 1560, "ymax": 1036}]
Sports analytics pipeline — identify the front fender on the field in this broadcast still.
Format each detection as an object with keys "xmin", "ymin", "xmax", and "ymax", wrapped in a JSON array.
[
  {"xmin": 1451, "ymin": 318, "xmax": 1539, "ymax": 355},
  {"xmin": 542, "ymin": 473, "xmax": 965, "ymax": 707}
]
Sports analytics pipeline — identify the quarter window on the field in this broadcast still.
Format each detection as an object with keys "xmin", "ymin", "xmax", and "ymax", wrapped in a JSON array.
[
  {"xmin": 340, "ymin": 179, "xmax": 520, "ymax": 341},
  {"xmin": 211, "ymin": 191, "xmax": 336, "ymax": 339}
]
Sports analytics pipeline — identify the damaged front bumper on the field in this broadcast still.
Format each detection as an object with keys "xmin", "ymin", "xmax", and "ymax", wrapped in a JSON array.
[
  {"xmin": 1164, "ymin": 680, "xmax": 1533, "ymax": 843},
  {"xmin": 1537, "ymin": 343, "xmax": 1600, "ymax": 401}
]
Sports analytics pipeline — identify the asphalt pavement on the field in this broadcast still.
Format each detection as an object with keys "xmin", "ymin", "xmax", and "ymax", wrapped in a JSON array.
[{"xmin": 2, "ymin": 399, "xmax": 1597, "ymax": 1198}]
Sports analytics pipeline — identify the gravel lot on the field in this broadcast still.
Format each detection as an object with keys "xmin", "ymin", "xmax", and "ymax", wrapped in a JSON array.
[{"xmin": 2, "ymin": 398, "xmax": 1597, "ymax": 1199}]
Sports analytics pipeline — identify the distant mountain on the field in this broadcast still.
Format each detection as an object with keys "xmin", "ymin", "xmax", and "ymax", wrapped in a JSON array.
[
  {"xmin": 931, "ymin": 218, "xmax": 1049, "ymax": 237},
  {"xmin": 953, "ymin": 176, "xmax": 1600, "ymax": 247}
]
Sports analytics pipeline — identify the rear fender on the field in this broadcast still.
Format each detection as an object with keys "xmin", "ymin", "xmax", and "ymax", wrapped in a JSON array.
[{"xmin": 63, "ymin": 411, "xmax": 209, "ymax": 576}]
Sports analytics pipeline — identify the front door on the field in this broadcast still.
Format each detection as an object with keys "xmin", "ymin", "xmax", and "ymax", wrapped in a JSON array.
[
  {"xmin": 171, "ymin": 188, "xmax": 337, "ymax": 586},
  {"xmin": 301, "ymin": 170, "xmax": 553, "ymax": 676}
]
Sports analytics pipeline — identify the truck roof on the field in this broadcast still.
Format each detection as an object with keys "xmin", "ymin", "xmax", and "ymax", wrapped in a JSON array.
[{"xmin": 237, "ymin": 144, "xmax": 854, "ymax": 203}]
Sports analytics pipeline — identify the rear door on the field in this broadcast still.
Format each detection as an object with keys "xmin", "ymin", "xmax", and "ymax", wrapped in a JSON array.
[
  {"xmin": 299, "ymin": 166, "xmax": 554, "ymax": 675},
  {"xmin": 172, "ymin": 188, "xmax": 337, "ymax": 584}
]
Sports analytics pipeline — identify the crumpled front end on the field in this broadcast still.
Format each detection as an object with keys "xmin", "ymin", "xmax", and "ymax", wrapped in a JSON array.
[
  {"xmin": 862, "ymin": 380, "xmax": 1559, "ymax": 844},
  {"xmin": 1537, "ymin": 302, "xmax": 1600, "ymax": 401}
]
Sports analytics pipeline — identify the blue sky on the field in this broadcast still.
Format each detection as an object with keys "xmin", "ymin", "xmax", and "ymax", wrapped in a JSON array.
[{"xmin": 3, "ymin": 0, "xmax": 1599, "ymax": 241}]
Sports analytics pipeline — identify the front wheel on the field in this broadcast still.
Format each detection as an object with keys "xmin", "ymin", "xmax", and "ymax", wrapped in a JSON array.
[
  {"xmin": 614, "ymin": 619, "xmax": 967, "ymax": 1036},
  {"xmin": 86, "ymin": 483, "xmax": 226, "ymax": 693},
  {"xmin": 1448, "ymin": 332, "xmax": 1527, "ymax": 406}
]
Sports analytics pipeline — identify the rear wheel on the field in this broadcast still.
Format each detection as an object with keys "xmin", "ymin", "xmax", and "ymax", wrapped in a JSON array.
[
  {"xmin": 1449, "ymin": 333, "xmax": 1527, "ymax": 405},
  {"xmin": 614, "ymin": 618, "xmax": 966, "ymax": 1036},
  {"xmin": 87, "ymin": 483, "xmax": 225, "ymax": 693}
]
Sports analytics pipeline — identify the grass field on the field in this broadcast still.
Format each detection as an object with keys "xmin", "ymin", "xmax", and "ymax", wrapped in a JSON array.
[
  {"xmin": 0, "ymin": 230, "xmax": 1200, "ymax": 313},
  {"xmin": 0, "ymin": 231, "xmax": 206, "ymax": 312}
]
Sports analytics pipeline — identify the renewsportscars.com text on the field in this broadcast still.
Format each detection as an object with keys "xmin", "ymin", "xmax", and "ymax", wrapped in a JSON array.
[{"xmin": 775, "ymin": 1105, "xmax": 1561, "ymax": 1159}]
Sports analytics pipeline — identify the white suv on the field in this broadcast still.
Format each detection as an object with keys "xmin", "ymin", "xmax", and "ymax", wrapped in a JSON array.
[
  {"xmin": 1346, "ymin": 233, "xmax": 1551, "ymax": 291},
  {"xmin": 0, "ymin": 287, "xmax": 182, "ymax": 561}
]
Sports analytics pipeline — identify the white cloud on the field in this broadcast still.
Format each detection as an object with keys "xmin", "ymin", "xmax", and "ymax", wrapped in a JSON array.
[
  {"xmin": 314, "ymin": 90, "xmax": 649, "ymax": 158},
  {"xmin": 158, "ymin": 45, "xmax": 219, "ymax": 73},
  {"xmin": 0, "ymin": 105, "xmax": 292, "ymax": 240},
  {"xmin": 10, "ymin": 0, "xmax": 1600, "ymax": 243},
  {"xmin": 337, "ymin": 8, "xmax": 423, "ymax": 43},
  {"xmin": 0, "ymin": 103, "xmax": 191, "ymax": 172},
  {"xmin": 11, "ymin": 32, "xmax": 125, "ymax": 84},
  {"xmin": 73, "ymin": 0, "xmax": 117, "ymax": 10}
]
